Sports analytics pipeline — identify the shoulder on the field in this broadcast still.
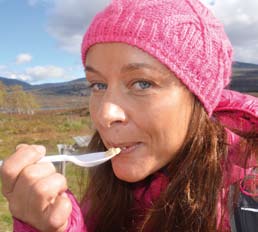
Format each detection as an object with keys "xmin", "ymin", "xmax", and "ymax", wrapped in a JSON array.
[{"xmin": 214, "ymin": 89, "xmax": 258, "ymax": 134}]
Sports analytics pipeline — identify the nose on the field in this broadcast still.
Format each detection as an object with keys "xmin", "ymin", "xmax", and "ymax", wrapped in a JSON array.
[{"xmin": 97, "ymin": 98, "xmax": 127, "ymax": 128}]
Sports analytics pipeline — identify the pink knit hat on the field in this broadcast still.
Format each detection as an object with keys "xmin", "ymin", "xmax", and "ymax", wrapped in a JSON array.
[{"xmin": 81, "ymin": 0, "xmax": 233, "ymax": 116}]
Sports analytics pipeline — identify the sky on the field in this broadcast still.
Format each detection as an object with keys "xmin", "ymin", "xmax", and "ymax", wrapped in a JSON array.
[{"xmin": 0, "ymin": 0, "xmax": 257, "ymax": 85}]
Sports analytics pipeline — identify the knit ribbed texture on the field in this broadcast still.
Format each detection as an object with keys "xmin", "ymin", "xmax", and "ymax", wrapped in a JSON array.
[{"xmin": 81, "ymin": 0, "xmax": 233, "ymax": 116}]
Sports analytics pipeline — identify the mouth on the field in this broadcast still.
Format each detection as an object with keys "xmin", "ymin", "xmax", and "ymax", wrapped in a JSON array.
[{"xmin": 109, "ymin": 142, "xmax": 142, "ymax": 154}]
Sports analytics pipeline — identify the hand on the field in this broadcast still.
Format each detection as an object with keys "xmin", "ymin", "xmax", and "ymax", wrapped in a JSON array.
[{"xmin": 0, "ymin": 144, "xmax": 72, "ymax": 232}]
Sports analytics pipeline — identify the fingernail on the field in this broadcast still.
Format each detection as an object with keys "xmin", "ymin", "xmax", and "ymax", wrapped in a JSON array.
[{"xmin": 33, "ymin": 145, "xmax": 46, "ymax": 155}]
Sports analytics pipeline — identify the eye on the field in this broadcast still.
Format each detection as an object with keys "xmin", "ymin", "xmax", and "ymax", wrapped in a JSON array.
[
  {"xmin": 89, "ymin": 82, "xmax": 107, "ymax": 91},
  {"xmin": 132, "ymin": 80, "xmax": 152, "ymax": 90}
]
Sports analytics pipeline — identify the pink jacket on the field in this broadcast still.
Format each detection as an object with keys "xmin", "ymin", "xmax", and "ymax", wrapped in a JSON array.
[{"xmin": 13, "ymin": 90, "xmax": 258, "ymax": 232}]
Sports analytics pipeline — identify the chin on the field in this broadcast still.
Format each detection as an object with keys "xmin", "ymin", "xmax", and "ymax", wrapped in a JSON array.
[{"xmin": 111, "ymin": 161, "xmax": 149, "ymax": 183}]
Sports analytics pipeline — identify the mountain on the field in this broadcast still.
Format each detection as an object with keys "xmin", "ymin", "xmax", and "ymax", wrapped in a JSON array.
[
  {"xmin": 0, "ymin": 76, "xmax": 90, "ymax": 96},
  {"xmin": 233, "ymin": 61, "xmax": 258, "ymax": 69},
  {"xmin": 28, "ymin": 78, "xmax": 90, "ymax": 96},
  {"xmin": 0, "ymin": 76, "xmax": 31, "ymax": 89},
  {"xmin": 229, "ymin": 62, "xmax": 258, "ymax": 92},
  {"xmin": 0, "ymin": 76, "xmax": 90, "ymax": 110}
]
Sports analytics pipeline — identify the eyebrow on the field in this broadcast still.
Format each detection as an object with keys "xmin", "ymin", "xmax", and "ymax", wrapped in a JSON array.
[
  {"xmin": 85, "ymin": 62, "xmax": 157, "ymax": 75},
  {"xmin": 120, "ymin": 63, "xmax": 157, "ymax": 73},
  {"xmin": 85, "ymin": 65, "xmax": 100, "ymax": 74}
]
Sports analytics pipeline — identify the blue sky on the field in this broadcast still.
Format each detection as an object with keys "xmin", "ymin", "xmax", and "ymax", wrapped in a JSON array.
[
  {"xmin": 0, "ymin": 1, "xmax": 74, "ymax": 66},
  {"xmin": 0, "ymin": 0, "xmax": 257, "ymax": 84},
  {"xmin": 0, "ymin": 0, "xmax": 89, "ymax": 84}
]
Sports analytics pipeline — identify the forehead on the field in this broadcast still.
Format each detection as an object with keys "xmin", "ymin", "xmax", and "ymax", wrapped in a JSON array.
[{"xmin": 85, "ymin": 42, "xmax": 171, "ymax": 74}]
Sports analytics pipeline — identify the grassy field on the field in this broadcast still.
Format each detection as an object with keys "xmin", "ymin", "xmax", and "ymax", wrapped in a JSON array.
[
  {"xmin": 248, "ymin": 92, "xmax": 258, "ymax": 97},
  {"xmin": 0, "ymin": 108, "xmax": 92, "ymax": 231}
]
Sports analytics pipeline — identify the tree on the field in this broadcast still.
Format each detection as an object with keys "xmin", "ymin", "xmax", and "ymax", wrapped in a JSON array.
[
  {"xmin": 4, "ymin": 85, "xmax": 39, "ymax": 114},
  {"xmin": 0, "ymin": 81, "xmax": 7, "ymax": 109},
  {"xmin": 22, "ymin": 92, "xmax": 40, "ymax": 114}
]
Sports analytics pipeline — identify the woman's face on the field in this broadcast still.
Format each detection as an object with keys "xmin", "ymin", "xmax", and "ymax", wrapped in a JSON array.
[{"xmin": 86, "ymin": 43, "xmax": 193, "ymax": 182}]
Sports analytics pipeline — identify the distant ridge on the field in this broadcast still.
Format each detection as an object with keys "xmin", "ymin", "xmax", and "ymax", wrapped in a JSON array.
[
  {"xmin": 28, "ymin": 78, "xmax": 86, "ymax": 90},
  {"xmin": 230, "ymin": 62, "xmax": 258, "ymax": 92},
  {"xmin": 28, "ymin": 78, "xmax": 90, "ymax": 96},
  {"xmin": 233, "ymin": 61, "xmax": 258, "ymax": 69},
  {"xmin": 0, "ymin": 76, "xmax": 31, "ymax": 89}
]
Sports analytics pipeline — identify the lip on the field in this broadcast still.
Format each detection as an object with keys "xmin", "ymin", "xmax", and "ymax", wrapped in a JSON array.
[{"xmin": 108, "ymin": 142, "xmax": 142, "ymax": 154}]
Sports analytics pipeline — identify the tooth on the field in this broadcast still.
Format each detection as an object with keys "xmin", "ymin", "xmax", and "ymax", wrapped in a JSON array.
[{"xmin": 105, "ymin": 147, "xmax": 121, "ymax": 157}]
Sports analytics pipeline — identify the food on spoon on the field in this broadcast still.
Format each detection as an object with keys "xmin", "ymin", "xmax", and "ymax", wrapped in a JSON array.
[{"xmin": 105, "ymin": 147, "xmax": 121, "ymax": 157}]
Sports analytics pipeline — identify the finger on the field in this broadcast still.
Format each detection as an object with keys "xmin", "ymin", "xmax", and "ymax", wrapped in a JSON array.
[
  {"xmin": 16, "ymin": 144, "xmax": 29, "ymax": 150},
  {"xmin": 14, "ymin": 162, "xmax": 56, "ymax": 195},
  {"xmin": 30, "ymin": 173, "xmax": 68, "ymax": 210},
  {"xmin": 7, "ymin": 163, "xmax": 57, "ymax": 219},
  {"xmin": 15, "ymin": 144, "xmax": 46, "ymax": 155},
  {"xmin": 28, "ymin": 174, "xmax": 69, "ymax": 231},
  {"xmin": 43, "ymin": 193, "xmax": 72, "ymax": 232},
  {"xmin": 1, "ymin": 145, "xmax": 46, "ymax": 196},
  {"xmin": 20, "ymin": 162, "xmax": 56, "ymax": 184}
]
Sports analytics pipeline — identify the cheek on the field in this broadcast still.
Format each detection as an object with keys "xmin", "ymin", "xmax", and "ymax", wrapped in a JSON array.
[
  {"xmin": 89, "ymin": 97, "xmax": 99, "ymax": 124},
  {"xmin": 147, "ymin": 96, "xmax": 192, "ymax": 152}
]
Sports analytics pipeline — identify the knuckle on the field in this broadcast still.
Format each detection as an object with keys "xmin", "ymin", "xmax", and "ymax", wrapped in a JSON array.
[
  {"xmin": 16, "ymin": 143, "xmax": 29, "ymax": 151},
  {"xmin": 55, "ymin": 173, "xmax": 67, "ymax": 186},
  {"xmin": 33, "ymin": 181, "xmax": 50, "ymax": 197},
  {"xmin": 16, "ymin": 145, "xmax": 43, "ymax": 161},
  {"xmin": 21, "ymin": 146, "xmax": 39, "ymax": 158},
  {"xmin": 21, "ymin": 166, "xmax": 38, "ymax": 180},
  {"xmin": 1, "ymin": 161, "xmax": 17, "ymax": 179},
  {"xmin": 46, "ymin": 163, "xmax": 57, "ymax": 173},
  {"xmin": 31, "ymin": 145, "xmax": 46, "ymax": 155}
]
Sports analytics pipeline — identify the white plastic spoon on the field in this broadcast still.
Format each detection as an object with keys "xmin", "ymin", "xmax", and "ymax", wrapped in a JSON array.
[{"xmin": 0, "ymin": 148, "xmax": 121, "ymax": 168}]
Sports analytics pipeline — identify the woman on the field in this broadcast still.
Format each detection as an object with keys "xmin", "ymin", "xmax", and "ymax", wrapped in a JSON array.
[{"xmin": 1, "ymin": 0, "xmax": 257, "ymax": 231}]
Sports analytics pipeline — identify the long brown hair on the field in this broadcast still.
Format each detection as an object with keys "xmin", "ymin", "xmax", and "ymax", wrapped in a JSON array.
[{"xmin": 82, "ymin": 99, "xmax": 230, "ymax": 231}]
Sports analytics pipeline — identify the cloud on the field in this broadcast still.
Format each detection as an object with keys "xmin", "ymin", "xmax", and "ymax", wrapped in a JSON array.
[
  {"xmin": 0, "ymin": 64, "xmax": 32, "ymax": 83},
  {"xmin": 0, "ymin": 69, "xmax": 32, "ymax": 82},
  {"xmin": 0, "ymin": 65, "xmax": 77, "ymax": 84},
  {"xmin": 26, "ymin": 65, "xmax": 65, "ymax": 80},
  {"xmin": 16, "ymin": 53, "xmax": 33, "ymax": 64},
  {"xmin": 200, "ymin": 0, "xmax": 216, "ymax": 6},
  {"xmin": 211, "ymin": 0, "xmax": 258, "ymax": 25},
  {"xmin": 12, "ymin": 73, "xmax": 32, "ymax": 82},
  {"xmin": 46, "ymin": 0, "xmax": 110, "ymax": 54},
  {"xmin": 206, "ymin": 0, "xmax": 258, "ymax": 63}
]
